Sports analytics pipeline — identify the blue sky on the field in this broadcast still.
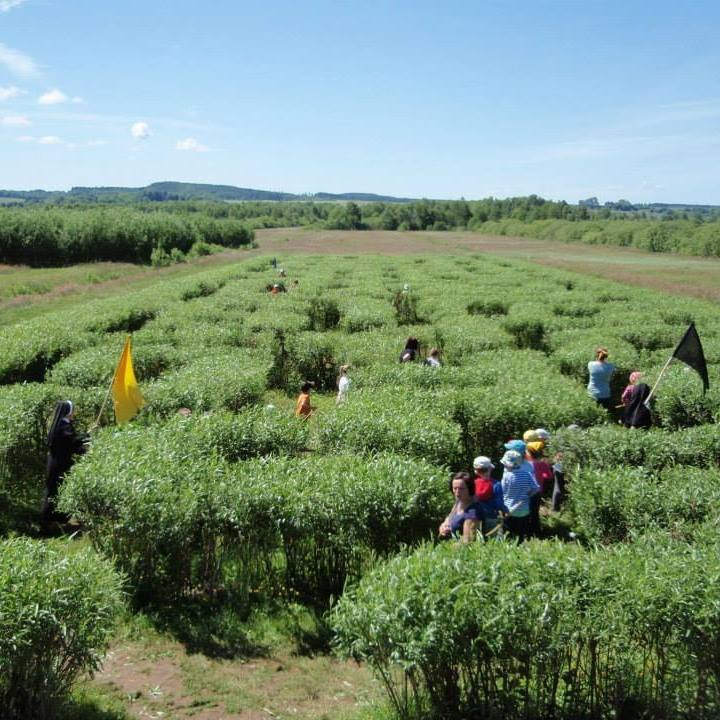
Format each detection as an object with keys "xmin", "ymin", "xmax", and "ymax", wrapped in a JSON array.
[{"xmin": 1, "ymin": 0, "xmax": 719, "ymax": 203}]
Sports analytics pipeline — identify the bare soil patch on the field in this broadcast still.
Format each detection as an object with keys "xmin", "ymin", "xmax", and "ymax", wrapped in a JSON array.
[{"xmin": 95, "ymin": 640, "xmax": 378, "ymax": 720}]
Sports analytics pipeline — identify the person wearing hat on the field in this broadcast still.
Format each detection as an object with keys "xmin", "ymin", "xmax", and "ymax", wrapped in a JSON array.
[
  {"xmin": 439, "ymin": 471, "xmax": 483, "ymax": 544},
  {"xmin": 336, "ymin": 364, "xmax": 351, "ymax": 405},
  {"xmin": 500, "ymin": 449, "xmax": 540, "ymax": 543},
  {"xmin": 526, "ymin": 441, "xmax": 553, "ymax": 537},
  {"xmin": 504, "ymin": 438, "xmax": 537, "ymax": 482},
  {"xmin": 472, "ymin": 456, "xmax": 506, "ymax": 538}
]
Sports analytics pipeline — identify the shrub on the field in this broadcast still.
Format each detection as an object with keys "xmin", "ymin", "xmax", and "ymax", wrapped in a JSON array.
[
  {"xmin": 268, "ymin": 330, "xmax": 337, "ymax": 392},
  {"xmin": 48, "ymin": 342, "xmax": 180, "ymax": 388},
  {"xmin": 466, "ymin": 299, "xmax": 508, "ymax": 316},
  {"xmin": 333, "ymin": 538, "xmax": 720, "ymax": 720},
  {"xmin": 318, "ymin": 388, "xmax": 463, "ymax": 467},
  {"xmin": 61, "ymin": 445, "xmax": 447, "ymax": 605},
  {"xmin": 0, "ymin": 538, "xmax": 123, "ymax": 720},
  {"xmin": 502, "ymin": 318, "xmax": 547, "ymax": 351},
  {"xmin": 179, "ymin": 407, "xmax": 310, "ymax": 460},
  {"xmin": 552, "ymin": 422, "xmax": 720, "ymax": 474},
  {"xmin": 393, "ymin": 290, "xmax": 421, "ymax": 325},
  {"xmin": 150, "ymin": 246, "xmax": 172, "ymax": 267},
  {"xmin": 570, "ymin": 465, "xmax": 720, "ymax": 543},
  {"xmin": 306, "ymin": 296, "xmax": 341, "ymax": 331},
  {"xmin": 143, "ymin": 355, "xmax": 267, "ymax": 417}
]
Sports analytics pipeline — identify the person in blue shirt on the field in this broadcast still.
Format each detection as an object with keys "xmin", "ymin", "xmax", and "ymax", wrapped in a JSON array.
[
  {"xmin": 500, "ymin": 450, "xmax": 540, "ymax": 543},
  {"xmin": 587, "ymin": 347, "xmax": 616, "ymax": 410},
  {"xmin": 438, "ymin": 472, "xmax": 484, "ymax": 543}
]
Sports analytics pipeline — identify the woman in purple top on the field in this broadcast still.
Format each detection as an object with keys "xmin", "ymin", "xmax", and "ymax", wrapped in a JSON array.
[{"xmin": 439, "ymin": 472, "xmax": 483, "ymax": 543}]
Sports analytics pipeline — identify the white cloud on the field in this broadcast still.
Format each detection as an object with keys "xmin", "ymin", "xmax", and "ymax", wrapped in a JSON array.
[
  {"xmin": 131, "ymin": 121, "xmax": 151, "ymax": 139},
  {"xmin": 16, "ymin": 134, "xmax": 33, "ymax": 142},
  {"xmin": 38, "ymin": 89, "xmax": 68, "ymax": 105},
  {"xmin": 176, "ymin": 137, "xmax": 208, "ymax": 152},
  {"xmin": 38, "ymin": 135, "xmax": 61, "ymax": 145},
  {"xmin": 0, "ymin": 42, "xmax": 39, "ymax": 78},
  {"xmin": 0, "ymin": 0, "xmax": 28, "ymax": 12},
  {"xmin": 0, "ymin": 86, "xmax": 22, "ymax": 101},
  {"xmin": 1, "ymin": 114, "xmax": 29, "ymax": 126}
]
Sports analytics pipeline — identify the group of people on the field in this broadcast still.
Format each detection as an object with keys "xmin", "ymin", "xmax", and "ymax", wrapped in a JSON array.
[
  {"xmin": 587, "ymin": 347, "xmax": 652, "ymax": 428},
  {"xmin": 400, "ymin": 336, "xmax": 442, "ymax": 366},
  {"xmin": 439, "ymin": 429, "xmax": 563, "ymax": 544}
]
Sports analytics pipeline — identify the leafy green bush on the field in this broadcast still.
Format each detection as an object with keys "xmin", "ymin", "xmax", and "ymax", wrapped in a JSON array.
[
  {"xmin": 570, "ymin": 465, "xmax": 720, "ymax": 543},
  {"xmin": 466, "ymin": 299, "xmax": 508, "ymax": 316},
  {"xmin": 177, "ymin": 407, "xmax": 310, "ymax": 460},
  {"xmin": 306, "ymin": 296, "xmax": 341, "ymax": 331},
  {"xmin": 333, "ymin": 538, "xmax": 720, "ymax": 720},
  {"xmin": 268, "ymin": 330, "xmax": 337, "ymax": 391},
  {"xmin": 318, "ymin": 389, "xmax": 463, "ymax": 467},
  {"xmin": 143, "ymin": 355, "xmax": 267, "ymax": 417},
  {"xmin": 48, "ymin": 342, "xmax": 180, "ymax": 388},
  {"xmin": 502, "ymin": 317, "xmax": 547, "ymax": 351},
  {"xmin": 552, "ymin": 422, "xmax": 720, "ymax": 473},
  {"xmin": 61, "ymin": 444, "xmax": 447, "ymax": 604},
  {"xmin": 0, "ymin": 538, "xmax": 123, "ymax": 720}
]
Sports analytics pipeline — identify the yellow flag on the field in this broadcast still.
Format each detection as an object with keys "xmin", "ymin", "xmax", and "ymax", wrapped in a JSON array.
[{"xmin": 111, "ymin": 337, "xmax": 145, "ymax": 423}]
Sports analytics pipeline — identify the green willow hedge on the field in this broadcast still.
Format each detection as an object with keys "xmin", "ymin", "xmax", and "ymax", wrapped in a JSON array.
[
  {"xmin": 570, "ymin": 465, "xmax": 720, "ymax": 543},
  {"xmin": 60, "ymin": 443, "xmax": 447, "ymax": 604},
  {"xmin": 333, "ymin": 538, "xmax": 720, "ymax": 720},
  {"xmin": 0, "ymin": 538, "xmax": 123, "ymax": 720},
  {"xmin": 0, "ymin": 206, "xmax": 254, "ymax": 265}
]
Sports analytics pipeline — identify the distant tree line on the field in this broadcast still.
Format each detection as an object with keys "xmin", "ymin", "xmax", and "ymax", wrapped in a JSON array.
[
  {"xmin": 2, "ymin": 195, "xmax": 720, "ymax": 266},
  {"xmin": 0, "ymin": 206, "xmax": 254, "ymax": 266}
]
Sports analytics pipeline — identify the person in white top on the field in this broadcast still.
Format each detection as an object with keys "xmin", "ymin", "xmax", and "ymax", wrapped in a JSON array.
[
  {"xmin": 336, "ymin": 364, "xmax": 351, "ymax": 404},
  {"xmin": 424, "ymin": 347, "xmax": 442, "ymax": 367}
]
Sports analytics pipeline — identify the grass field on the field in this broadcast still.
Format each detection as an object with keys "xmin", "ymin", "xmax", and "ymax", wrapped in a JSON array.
[
  {"xmin": 3, "ymin": 229, "xmax": 720, "ymax": 329},
  {"xmin": 2, "ymin": 231, "xmax": 720, "ymax": 720}
]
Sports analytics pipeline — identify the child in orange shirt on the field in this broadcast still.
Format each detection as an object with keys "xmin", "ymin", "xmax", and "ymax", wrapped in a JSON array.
[{"xmin": 295, "ymin": 382, "xmax": 313, "ymax": 418}]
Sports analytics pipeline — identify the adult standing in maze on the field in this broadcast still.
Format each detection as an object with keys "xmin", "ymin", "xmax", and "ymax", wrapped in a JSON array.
[
  {"xmin": 587, "ymin": 347, "xmax": 616, "ymax": 410},
  {"xmin": 41, "ymin": 400, "xmax": 88, "ymax": 530}
]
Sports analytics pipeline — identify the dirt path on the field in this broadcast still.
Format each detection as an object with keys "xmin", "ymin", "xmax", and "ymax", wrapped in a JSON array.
[{"xmin": 93, "ymin": 640, "xmax": 378, "ymax": 720}]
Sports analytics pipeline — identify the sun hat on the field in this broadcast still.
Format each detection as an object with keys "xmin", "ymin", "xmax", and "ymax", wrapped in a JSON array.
[
  {"xmin": 473, "ymin": 455, "xmax": 495, "ymax": 471},
  {"xmin": 526, "ymin": 441, "xmax": 545, "ymax": 455},
  {"xmin": 535, "ymin": 428, "xmax": 551, "ymax": 441},
  {"xmin": 501, "ymin": 450, "xmax": 523, "ymax": 470},
  {"xmin": 523, "ymin": 429, "xmax": 539, "ymax": 443},
  {"xmin": 504, "ymin": 439, "xmax": 526, "ymax": 454}
]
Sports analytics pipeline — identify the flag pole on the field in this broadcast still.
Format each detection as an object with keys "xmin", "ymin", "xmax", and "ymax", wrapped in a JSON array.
[
  {"xmin": 91, "ymin": 336, "xmax": 128, "ymax": 429},
  {"xmin": 644, "ymin": 354, "xmax": 674, "ymax": 407}
]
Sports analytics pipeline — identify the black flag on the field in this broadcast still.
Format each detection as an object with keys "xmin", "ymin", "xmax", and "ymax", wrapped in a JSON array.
[{"xmin": 672, "ymin": 322, "xmax": 709, "ymax": 393}]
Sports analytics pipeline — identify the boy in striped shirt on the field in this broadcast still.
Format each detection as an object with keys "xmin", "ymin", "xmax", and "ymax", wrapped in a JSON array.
[{"xmin": 500, "ymin": 450, "xmax": 540, "ymax": 543}]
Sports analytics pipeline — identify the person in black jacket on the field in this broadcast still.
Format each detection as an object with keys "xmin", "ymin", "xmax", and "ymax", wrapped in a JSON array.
[
  {"xmin": 622, "ymin": 382, "xmax": 652, "ymax": 429},
  {"xmin": 40, "ymin": 400, "xmax": 88, "ymax": 528}
]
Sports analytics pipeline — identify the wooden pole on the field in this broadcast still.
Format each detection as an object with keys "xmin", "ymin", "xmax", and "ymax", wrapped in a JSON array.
[
  {"xmin": 90, "ymin": 336, "xmax": 127, "ymax": 429},
  {"xmin": 644, "ymin": 354, "xmax": 674, "ymax": 407}
]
